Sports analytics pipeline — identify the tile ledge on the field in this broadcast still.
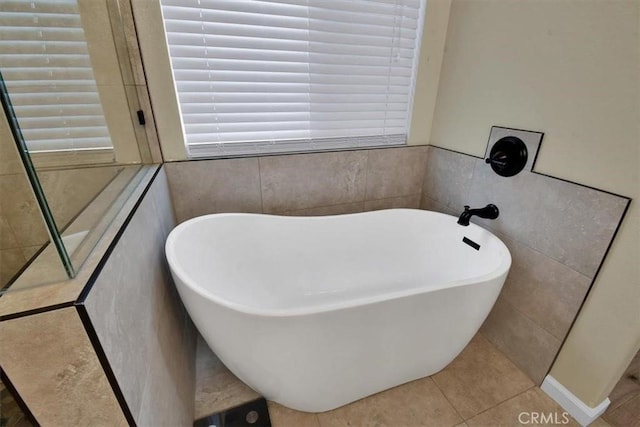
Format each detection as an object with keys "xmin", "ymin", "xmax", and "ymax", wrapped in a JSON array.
[{"xmin": 0, "ymin": 165, "xmax": 160, "ymax": 318}]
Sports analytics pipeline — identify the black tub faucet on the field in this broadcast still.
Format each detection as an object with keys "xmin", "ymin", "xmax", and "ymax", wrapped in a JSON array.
[{"xmin": 457, "ymin": 204, "xmax": 499, "ymax": 226}]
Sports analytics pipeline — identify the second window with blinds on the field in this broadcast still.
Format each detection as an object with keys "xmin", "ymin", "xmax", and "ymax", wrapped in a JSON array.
[{"xmin": 160, "ymin": 0, "xmax": 425, "ymax": 158}]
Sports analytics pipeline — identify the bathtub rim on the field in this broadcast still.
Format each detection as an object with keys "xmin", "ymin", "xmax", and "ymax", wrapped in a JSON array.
[{"xmin": 165, "ymin": 209, "xmax": 512, "ymax": 318}]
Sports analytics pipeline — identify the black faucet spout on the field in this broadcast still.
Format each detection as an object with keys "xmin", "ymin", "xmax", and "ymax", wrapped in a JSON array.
[{"xmin": 457, "ymin": 204, "xmax": 499, "ymax": 226}]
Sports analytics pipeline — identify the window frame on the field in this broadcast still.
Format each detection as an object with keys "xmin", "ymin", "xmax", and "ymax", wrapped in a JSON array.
[{"xmin": 132, "ymin": 0, "xmax": 451, "ymax": 161}]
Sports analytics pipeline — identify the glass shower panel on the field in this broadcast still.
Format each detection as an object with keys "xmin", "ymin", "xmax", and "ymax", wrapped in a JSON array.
[{"xmin": 0, "ymin": 0, "xmax": 148, "ymax": 293}]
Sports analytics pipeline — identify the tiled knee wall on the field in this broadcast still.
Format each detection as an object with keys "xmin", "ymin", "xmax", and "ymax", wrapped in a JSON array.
[
  {"xmin": 164, "ymin": 146, "xmax": 429, "ymax": 222},
  {"xmin": 165, "ymin": 145, "xmax": 629, "ymax": 385},
  {"xmin": 421, "ymin": 145, "xmax": 629, "ymax": 383}
]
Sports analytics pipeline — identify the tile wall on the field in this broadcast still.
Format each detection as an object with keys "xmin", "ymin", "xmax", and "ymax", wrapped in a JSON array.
[
  {"xmin": 84, "ymin": 167, "xmax": 196, "ymax": 426},
  {"xmin": 421, "ymin": 145, "xmax": 629, "ymax": 383},
  {"xmin": 0, "ymin": 308, "xmax": 127, "ymax": 425},
  {"xmin": 0, "ymin": 128, "xmax": 124, "ymax": 288},
  {"xmin": 1, "ymin": 167, "xmax": 195, "ymax": 426},
  {"xmin": 0, "ymin": 127, "xmax": 49, "ymax": 286},
  {"xmin": 164, "ymin": 146, "xmax": 429, "ymax": 223}
]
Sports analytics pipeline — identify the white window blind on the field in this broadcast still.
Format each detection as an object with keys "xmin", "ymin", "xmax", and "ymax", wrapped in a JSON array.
[
  {"xmin": 161, "ymin": 0, "xmax": 425, "ymax": 158},
  {"xmin": 0, "ymin": 0, "xmax": 113, "ymax": 156}
]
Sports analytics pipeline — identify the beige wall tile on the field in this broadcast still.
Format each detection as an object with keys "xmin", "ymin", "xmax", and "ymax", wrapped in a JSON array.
[
  {"xmin": 20, "ymin": 245, "xmax": 42, "ymax": 261},
  {"xmin": 500, "ymin": 236, "xmax": 591, "ymax": 340},
  {"xmin": 0, "ymin": 215, "xmax": 19, "ymax": 250},
  {"xmin": 138, "ymin": 283, "xmax": 195, "ymax": 427},
  {"xmin": 165, "ymin": 158, "xmax": 262, "ymax": 222},
  {"xmin": 468, "ymin": 160, "xmax": 627, "ymax": 278},
  {"xmin": 0, "ymin": 122, "xmax": 24, "ymax": 176},
  {"xmin": 0, "ymin": 307, "xmax": 127, "ymax": 426},
  {"xmin": 0, "ymin": 174, "xmax": 49, "ymax": 248},
  {"xmin": 84, "ymin": 188, "xmax": 167, "ymax": 417},
  {"xmin": 0, "ymin": 167, "xmax": 157, "ymax": 316},
  {"xmin": 422, "ymin": 146, "xmax": 476, "ymax": 212},
  {"xmin": 432, "ymin": 334, "xmax": 533, "ymax": 420},
  {"xmin": 364, "ymin": 194, "xmax": 421, "ymax": 211},
  {"xmin": 85, "ymin": 168, "xmax": 195, "ymax": 424},
  {"xmin": 38, "ymin": 166, "xmax": 121, "ymax": 231},
  {"xmin": 481, "ymin": 297, "xmax": 561, "ymax": 384},
  {"xmin": 260, "ymin": 151, "xmax": 367, "ymax": 213},
  {"xmin": 365, "ymin": 146, "xmax": 428, "ymax": 200},
  {"xmin": 316, "ymin": 377, "xmax": 462, "ymax": 427},
  {"xmin": 466, "ymin": 388, "xmax": 578, "ymax": 426},
  {"xmin": 422, "ymin": 146, "xmax": 628, "ymax": 390},
  {"xmin": 0, "ymin": 249, "xmax": 26, "ymax": 287},
  {"xmin": 280, "ymin": 202, "xmax": 364, "ymax": 217},
  {"xmin": 137, "ymin": 337, "xmax": 192, "ymax": 427},
  {"xmin": 420, "ymin": 195, "xmax": 458, "ymax": 216}
]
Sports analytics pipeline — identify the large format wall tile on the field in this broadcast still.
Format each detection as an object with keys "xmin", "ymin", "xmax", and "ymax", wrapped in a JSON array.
[
  {"xmin": 281, "ymin": 202, "xmax": 365, "ymax": 217},
  {"xmin": 0, "ymin": 174, "xmax": 49, "ymax": 248},
  {"xmin": 422, "ymin": 145, "xmax": 628, "ymax": 384},
  {"xmin": 166, "ymin": 146, "xmax": 431, "ymax": 224},
  {"xmin": 468, "ymin": 158, "xmax": 628, "ymax": 278},
  {"xmin": 364, "ymin": 194, "xmax": 421, "ymax": 211},
  {"xmin": 0, "ymin": 215, "xmax": 19, "ymax": 250},
  {"xmin": 84, "ymin": 167, "xmax": 195, "ymax": 426},
  {"xmin": 500, "ymin": 236, "xmax": 591, "ymax": 340},
  {"xmin": 0, "ymin": 249, "xmax": 27, "ymax": 287},
  {"xmin": 365, "ymin": 146, "xmax": 428, "ymax": 200},
  {"xmin": 422, "ymin": 146, "xmax": 476, "ymax": 211},
  {"xmin": 0, "ymin": 308, "xmax": 127, "ymax": 426},
  {"xmin": 0, "ymin": 122, "xmax": 24, "ymax": 176},
  {"xmin": 165, "ymin": 158, "xmax": 262, "ymax": 222},
  {"xmin": 260, "ymin": 150, "xmax": 368, "ymax": 213},
  {"xmin": 481, "ymin": 296, "xmax": 562, "ymax": 384},
  {"xmin": 38, "ymin": 166, "xmax": 122, "ymax": 231}
]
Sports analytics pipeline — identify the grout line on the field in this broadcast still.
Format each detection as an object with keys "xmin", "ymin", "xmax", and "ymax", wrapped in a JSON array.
[
  {"xmin": 429, "ymin": 376, "xmax": 466, "ymax": 423},
  {"xmin": 477, "ymin": 329, "xmax": 542, "ymax": 383},
  {"xmin": 362, "ymin": 149, "xmax": 370, "ymax": 202},
  {"xmin": 464, "ymin": 385, "xmax": 537, "ymax": 422},
  {"xmin": 491, "ymin": 292, "xmax": 567, "ymax": 344},
  {"xmin": 257, "ymin": 158, "xmax": 265, "ymax": 213}
]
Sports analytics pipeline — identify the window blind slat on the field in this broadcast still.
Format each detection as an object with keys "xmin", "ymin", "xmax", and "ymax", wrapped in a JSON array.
[
  {"xmin": 170, "ymin": 58, "xmax": 413, "ymax": 78},
  {"xmin": 0, "ymin": 1, "xmax": 113, "ymax": 155},
  {"xmin": 181, "ymin": 102, "xmax": 407, "ymax": 116},
  {"xmin": 161, "ymin": 0, "xmax": 424, "ymax": 157},
  {"xmin": 163, "ymin": 9, "xmax": 416, "ymax": 37}
]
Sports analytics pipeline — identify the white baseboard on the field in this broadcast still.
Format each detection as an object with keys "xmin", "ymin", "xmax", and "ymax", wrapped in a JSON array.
[{"xmin": 541, "ymin": 375, "xmax": 610, "ymax": 426}]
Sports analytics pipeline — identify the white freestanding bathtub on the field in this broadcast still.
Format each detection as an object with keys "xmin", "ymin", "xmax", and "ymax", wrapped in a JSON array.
[{"xmin": 165, "ymin": 209, "xmax": 511, "ymax": 412}]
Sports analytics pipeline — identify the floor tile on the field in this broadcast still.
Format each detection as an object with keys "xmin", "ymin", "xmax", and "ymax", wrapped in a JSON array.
[
  {"xmin": 268, "ymin": 401, "xmax": 321, "ymax": 427},
  {"xmin": 590, "ymin": 417, "xmax": 612, "ymax": 427},
  {"xmin": 603, "ymin": 394, "xmax": 640, "ymax": 427},
  {"xmin": 431, "ymin": 334, "xmax": 534, "ymax": 419},
  {"xmin": 604, "ymin": 349, "xmax": 640, "ymax": 427},
  {"xmin": 316, "ymin": 377, "xmax": 462, "ymax": 427},
  {"xmin": 465, "ymin": 388, "xmax": 579, "ymax": 426}
]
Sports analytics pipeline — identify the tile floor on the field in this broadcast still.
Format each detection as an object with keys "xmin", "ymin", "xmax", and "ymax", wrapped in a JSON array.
[
  {"xmin": 196, "ymin": 333, "xmax": 614, "ymax": 427},
  {"xmin": 603, "ymin": 350, "xmax": 640, "ymax": 427}
]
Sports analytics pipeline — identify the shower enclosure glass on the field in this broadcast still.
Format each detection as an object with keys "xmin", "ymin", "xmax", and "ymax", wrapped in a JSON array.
[{"xmin": 0, "ymin": 0, "xmax": 154, "ymax": 293}]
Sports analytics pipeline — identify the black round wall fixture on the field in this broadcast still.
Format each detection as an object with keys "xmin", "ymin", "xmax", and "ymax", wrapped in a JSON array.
[{"xmin": 485, "ymin": 136, "xmax": 528, "ymax": 177}]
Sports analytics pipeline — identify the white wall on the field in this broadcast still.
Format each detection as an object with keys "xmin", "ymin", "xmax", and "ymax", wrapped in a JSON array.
[{"xmin": 429, "ymin": 0, "xmax": 639, "ymax": 406}]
